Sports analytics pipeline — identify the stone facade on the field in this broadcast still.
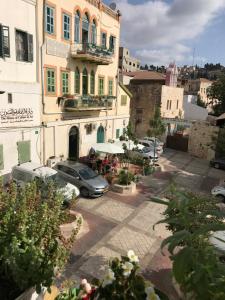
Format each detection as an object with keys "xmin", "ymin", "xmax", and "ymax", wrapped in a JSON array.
[
  {"xmin": 119, "ymin": 47, "xmax": 140, "ymax": 73},
  {"xmin": 188, "ymin": 121, "xmax": 219, "ymax": 160}
]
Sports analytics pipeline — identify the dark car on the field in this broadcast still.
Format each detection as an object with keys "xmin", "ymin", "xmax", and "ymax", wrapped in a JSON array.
[
  {"xmin": 54, "ymin": 161, "xmax": 109, "ymax": 198},
  {"xmin": 210, "ymin": 158, "xmax": 225, "ymax": 170}
]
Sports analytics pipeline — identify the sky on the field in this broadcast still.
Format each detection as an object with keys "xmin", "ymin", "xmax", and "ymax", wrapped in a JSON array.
[{"xmin": 104, "ymin": 0, "xmax": 225, "ymax": 67}]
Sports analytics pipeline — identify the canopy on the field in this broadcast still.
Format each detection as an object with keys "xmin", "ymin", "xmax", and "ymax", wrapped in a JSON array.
[
  {"xmin": 114, "ymin": 141, "xmax": 144, "ymax": 150},
  {"xmin": 91, "ymin": 143, "xmax": 124, "ymax": 154}
]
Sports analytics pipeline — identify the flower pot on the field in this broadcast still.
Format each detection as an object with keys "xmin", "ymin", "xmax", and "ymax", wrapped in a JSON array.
[{"xmin": 15, "ymin": 287, "xmax": 46, "ymax": 300}]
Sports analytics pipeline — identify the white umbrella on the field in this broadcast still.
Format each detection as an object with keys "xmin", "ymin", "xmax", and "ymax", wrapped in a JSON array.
[
  {"xmin": 92, "ymin": 143, "xmax": 124, "ymax": 154},
  {"xmin": 114, "ymin": 141, "xmax": 144, "ymax": 150}
]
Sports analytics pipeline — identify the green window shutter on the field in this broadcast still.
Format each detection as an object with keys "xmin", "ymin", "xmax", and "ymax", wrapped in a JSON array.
[
  {"xmin": 121, "ymin": 95, "xmax": 127, "ymax": 106},
  {"xmin": 116, "ymin": 129, "xmax": 120, "ymax": 139},
  {"xmin": 17, "ymin": 141, "xmax": 31, "ymax": 164},
  {"xmin": 0, "ymin": 144, "xmax": 4, "ymax": 170}
]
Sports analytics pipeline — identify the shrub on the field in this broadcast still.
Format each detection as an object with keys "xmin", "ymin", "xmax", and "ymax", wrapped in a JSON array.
[
  {"xmin": 0, "ymin": 179, "xmax": 81, "ymax": 299},
  {"xmin": 118, "ymin": 169, "xmax": 134, "ymax": 185}
]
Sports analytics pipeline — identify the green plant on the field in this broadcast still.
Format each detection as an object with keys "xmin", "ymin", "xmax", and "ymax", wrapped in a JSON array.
[
  {"xmin": 151, "ymin": 188, "xmax": 225, "ymax": 300},
  {"xmin": 0, "ymin": 179, "xmax": 81, "ymax": 299},
  {"xmin": 118, "ymin": 169, "xmax": 134, "ymax": 185}
]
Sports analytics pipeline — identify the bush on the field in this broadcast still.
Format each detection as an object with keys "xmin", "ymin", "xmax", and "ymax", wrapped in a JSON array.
[
  {"xmin": 118, "ymin": 169, "xmax": 134, "ymax": 185},
  {"xmin": 0, "ymin": 179, "xmax": 81, "ymax": 299}
]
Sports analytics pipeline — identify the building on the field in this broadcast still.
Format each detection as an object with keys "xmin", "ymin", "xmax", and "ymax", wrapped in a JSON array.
[
  {"xmin": 183, "ymin": 78, "xmax": 213, "ymax": 105},
  {"xmin": 165, "ymin": 63, "xmax": 178, "ymax": 87},
  {"xmin": 0, "ymin": 0, "xmax": 41, "ymax": 178},
  {"xmin": 37, "ymin": 0, "xmax": 130, "ymax": 163},
  {"xmin": 119, "ymin": 47, "xmax": 140, "ymax": 73}
]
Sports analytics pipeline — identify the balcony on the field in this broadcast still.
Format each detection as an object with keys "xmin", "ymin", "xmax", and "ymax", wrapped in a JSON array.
[
  {"xmin": 70, "ymin": 43, "xmax": 113, "ymax": 65},
  {"xmin": 63, "ymin": 95, "xmax": 116, "ymax": 112}
]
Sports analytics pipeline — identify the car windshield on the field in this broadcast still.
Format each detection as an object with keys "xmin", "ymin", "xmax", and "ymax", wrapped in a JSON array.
[
  {"xmin": 142, "ymin": 147, "xmax": 152, "ymax": 153},
  {"xmin": 79, "ymin": 168, "xmax": 98, "ymax": 180},
  {"xmin": 46, "ymin": 174, "xmax": 67, "ymax": 188}
]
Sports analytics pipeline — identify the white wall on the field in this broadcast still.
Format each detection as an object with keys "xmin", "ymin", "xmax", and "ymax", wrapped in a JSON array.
[{"xmin": 183, "ymin": 95, "xmax": 208, "ymax": 121}]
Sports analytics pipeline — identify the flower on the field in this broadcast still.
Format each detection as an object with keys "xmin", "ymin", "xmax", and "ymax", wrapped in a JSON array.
[
  {"xmin": 102, "ymin": 269, "xmax": 115, "ymax": 287},
  {"xmin": 127, "ymin": 250, "xmax": 139, "ymax": 263},
  {"xmin": 122, "ymin": 261, "xmax": 133, "ymax": 277},
  {"xmin": 145, "ymin": 286, "xmax": 160, "ymax": 300}
]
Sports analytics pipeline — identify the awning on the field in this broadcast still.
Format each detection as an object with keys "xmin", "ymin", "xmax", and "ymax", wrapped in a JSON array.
[{"xmin": 91, "ymin": 143, "xmax": 125, "ymax": 154}]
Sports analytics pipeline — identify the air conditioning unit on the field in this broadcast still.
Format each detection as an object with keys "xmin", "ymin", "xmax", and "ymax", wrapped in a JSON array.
[{"xmin": 47, "ymin": 156, "xmax": 61, "ymax": 168}]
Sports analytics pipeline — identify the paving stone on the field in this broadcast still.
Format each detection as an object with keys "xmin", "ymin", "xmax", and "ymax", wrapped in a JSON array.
[
  {"xmin": 108, "ymin": 226, "xmax": 155, "ymax": 258},
  {"xmin": 94, "ymin": 199, "xmax": 134, "ymax": 222},
  {"xmin": 208, "ymin": 168, "xmax": 225, "ymax": 179},
  {"xmin": 79, "ymin": 247, "xmax": 120, "ymax": 279},
  {"xmin": 77, "ymin": 197, "xmax": 105, "ymax": 210}
]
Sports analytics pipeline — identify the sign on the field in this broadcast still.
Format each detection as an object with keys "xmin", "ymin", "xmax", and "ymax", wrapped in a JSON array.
[{"xmin": 0, "ymin": 108, "xmax": 34, "ymax": 124}]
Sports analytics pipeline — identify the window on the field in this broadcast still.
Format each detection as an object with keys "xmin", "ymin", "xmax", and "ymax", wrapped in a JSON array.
[
  {"xmin": 82, "ymin": 13, "xmax": 89, "ymax": 44},
  {"xmin": 17, "ymin": 141, "xmax": 31, "ymax": 164},
  {"xmin": 108, "ymin": 79, "xmax": 113, "ymax": 96},
  {"xmin": 63, "ymin": 13, "xmax": 70, "ymax": 40},
  {"xmin": 82, "ymin": 68, "xmax": 88, "ymax": 95},
  {"xmin": 61, "ymin": 71, "xmax": 69, "ymax": 94},
  {"xmin": 15, "ymin": 30, "xmax": 33, "ymax": 62},
  {"xmin": 85, "ymin": 124, "xmax": 93, "ymax": 135},
  {"xmin": 176, "ymin": 100, "xmax": 179, "ymax": 109},
  {"xmin": 91, "ymin": 20, "xmax": 97, "ymax": 45},
  {"xmin": 45, "ymin": 5, "xmax": 54, "ymax": 34},
  {"xmin": 74, "ymin": 67, "xmax": 80, "ymax": 94},
  {"xmin": 90, "ymin": 70, "xmax": 95, "ymax": 94},
  {"xmin": 74, "ymin": 11, "xmax": 80, "ymax": 42},
  {"xmin": 8, "ymin": 93, "xmax": 12, "ymax": 104},
  {"xmin": 167, "ymin": 100, "xmax": 172, "ymax": 110},
  {"xmin": 101, "ymin": 32, "xmax": 107, "ymax": 48},
  {"xmin": 109, "ymin": 35, "xmax": 115, "ymax": 52},
  {"xmin": 46, "ymin": 68, "xmax": 56, "ymax": 94},
  {"xmin": 98, "ymin": 77, "xmax": 104, "ymax": 95},
  {"xmin": 116, "ymin": 129, "xmax": 120, "ymax": 139},
  {"xmin": 0, "ymin": 24, "xmax": 10, "ymax": 58},
  {"xmin": 133, "ymin": 63, "xmax": 135, "ymax": 67},
  {"xmin": 0, "ymin": 144, "xmax": 3, "ymax": 170},
  {"xmin": 129, "ymin": 62, "xmax": 131, "ymax": 65},
  {"xmin": 121, "ymin": 95, "xmax": 127, "ymax": 106}
]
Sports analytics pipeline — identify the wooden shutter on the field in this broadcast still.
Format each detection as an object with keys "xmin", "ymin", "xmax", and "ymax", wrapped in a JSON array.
[
  {"xmin": 2, "ymin": 26, "xmax": 10, "ymax": 57},
  {"xmin": 0, "ymin": 144, "xmax": 4, "ymax": 170},
  {"xmin": 27, "ymin": 34, "xmax": 33, "ymax": 62},
  {"xmin": 121, "ymin": 95, "xmax": 127, "ymax": 106},
  {"xmin": 116, "ymin": 129, "xmax": 120, "ymax": 139},
  {"xmin": 17, "ymin": 141, "xmax": 31, "ymax": 164}
]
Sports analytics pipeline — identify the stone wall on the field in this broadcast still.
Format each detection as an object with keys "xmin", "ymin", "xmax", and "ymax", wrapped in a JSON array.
[{"xmin": 188, "ymin": 121, "xmax": 219, "ymax": 160}]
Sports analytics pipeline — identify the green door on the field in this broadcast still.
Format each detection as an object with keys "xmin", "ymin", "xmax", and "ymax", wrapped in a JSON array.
[{"xmin": 97, "ymin": 126, "xmax": 104, "ymax": 143}]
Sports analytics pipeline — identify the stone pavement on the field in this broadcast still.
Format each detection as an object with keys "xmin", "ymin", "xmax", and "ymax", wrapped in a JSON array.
[{"xmin": 60, "ymin": 149, "xmax": 225, "ymax": 299}]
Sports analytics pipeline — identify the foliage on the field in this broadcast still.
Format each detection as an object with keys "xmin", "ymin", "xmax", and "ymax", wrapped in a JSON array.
[
  {"xmin": 151, "ymin": 188, "xmax": 225, "ymax": 300},
  {"xmin": 215, "ymin": 128, "xmax": 225, "ymax": 158},
  {"xmin": 124, "ymin": 121, "xmax": 138, "ymax": 144},
  {"xmin": 196, "ymin": 94, "xmax": 207, "ymax": 108},
  {"xmin": 207, "ymin": 74, "xmax": 225, "ymax": 116},
  {"xmin": 0, "ymin": 180, "xmax": 81, "ymax": 299},
  {"xmin": 118, "ymin": 169, "xmax": 134, "ymax": 185},
  {"xmin": 147, "ymin": 106, "xmax": 166, "ymax": 138}
]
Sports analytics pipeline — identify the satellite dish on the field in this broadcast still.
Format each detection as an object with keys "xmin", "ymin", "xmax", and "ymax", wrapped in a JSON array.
[{"xmin": 109, "ymin": 2, "xmax": 117, "ymax": 10}]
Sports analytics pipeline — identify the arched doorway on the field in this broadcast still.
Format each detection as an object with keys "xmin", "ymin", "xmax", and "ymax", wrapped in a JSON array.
[
  {"xmin": 68, "ymin": 126, "xmax": 79, "ymax": 161},
  {"xmin": 82, "ymin": 68, "xmax": 88, "ymax": 95},
  {"xmin": 97, "ymin": 126, "xmax": 105, "ymax": 143}
]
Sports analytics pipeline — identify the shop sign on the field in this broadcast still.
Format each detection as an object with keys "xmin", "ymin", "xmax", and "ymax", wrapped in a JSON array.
[{"xmin": 0, "ymin": 108, "xmax": 34, "ymax": 124}]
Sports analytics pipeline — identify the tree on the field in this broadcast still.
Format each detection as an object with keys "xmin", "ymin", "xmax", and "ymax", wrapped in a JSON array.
[
  {"xmin": 207, "ymin": 74, "xmax": 225, "ymax": 116},
  {"xmin": 196, "ymin": 94, "xmax": 206, "ymax": 108}
]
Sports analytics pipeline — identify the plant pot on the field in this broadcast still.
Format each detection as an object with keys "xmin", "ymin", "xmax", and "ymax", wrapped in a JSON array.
[
  {"xmin": 15, "ymin": 287, "xmax": 46, "ymax": 300},
  {"xmin": 111, "ymin": 181, "xmax": 136, "ymax": 195}
]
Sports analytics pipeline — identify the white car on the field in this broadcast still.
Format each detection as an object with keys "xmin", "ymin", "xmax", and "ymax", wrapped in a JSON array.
[
  {"xmin": 12, "ymin": 162, "xmax": 80, "ymax": 202},
  {"xmin": 128, "ymin": 147, "xmax": 158, "ymax": 162},
  {"xmin": 211, "ymin": 185, "xmax": 225, "ymax": 202},
  {"xmin": 143, "ymin": 137, "xmax": 165, "ymax": 148},
  {"xmin": 139, "ymin": 139, "xmax": 163, "ymax": 155}
]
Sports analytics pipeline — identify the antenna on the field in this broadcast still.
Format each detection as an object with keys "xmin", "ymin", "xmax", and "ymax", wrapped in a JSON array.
[
  {"xmin": 192, "ymin": 47, "xmax": 196, "ymax": 66},
  {"xmin": 109, "ymin": 2, "xmax": 117, "ymax": 10}
]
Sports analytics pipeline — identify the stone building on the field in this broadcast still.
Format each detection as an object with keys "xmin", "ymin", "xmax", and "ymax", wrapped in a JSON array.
[
  {"xmin": 119, "ymin": 47, "xmax": 140, "ymax": 73},
  {"xmin": 183, "ymin": 78, "xmax": 213, "ymax": 105}
]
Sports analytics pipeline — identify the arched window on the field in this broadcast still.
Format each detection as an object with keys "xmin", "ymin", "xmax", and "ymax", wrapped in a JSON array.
[
  {"xmin": 91, "ymin": 19, "xmax": 97, "ymax": 45},
  {"xmin": 82, "ymin": 68, "xmax": 88, "ymax": 95},
  {"xmin": 74, "ymin": 11, "xmax": 80, "ymax": 43},
  {"xmin": 74, "ymin": 67, "xmax": 80, "ymax": 94},
  {"xmin": 82, "ymin": 13, "xmax": 89, "ymax": 44},
  {"xmin": 90, "ymin": 70, "xmax": 95, "ymax": 94}
]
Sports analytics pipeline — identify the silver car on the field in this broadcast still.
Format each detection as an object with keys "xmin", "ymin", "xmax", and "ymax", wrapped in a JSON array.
[
  {"xmin": 127, "ymin": 147, "xmax": 158, "ymax": 161},
  {"xmin": 54, "ymin": 161, "xmax": 109, "ymax": 198}
]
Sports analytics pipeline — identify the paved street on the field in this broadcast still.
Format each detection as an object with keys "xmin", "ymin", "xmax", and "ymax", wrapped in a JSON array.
[{"xmin": 61, "ymin": 149, "xmax": 224, "ymax": 299}]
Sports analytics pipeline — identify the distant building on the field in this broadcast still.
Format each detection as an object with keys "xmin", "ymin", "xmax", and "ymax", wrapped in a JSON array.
[
  {"xmin": 119, "ymin": 47, "xmax": 140, "ymax": 73},
  {"xmin": 165, "ymin": 63, "xmax": 179, "ymax": 87}
]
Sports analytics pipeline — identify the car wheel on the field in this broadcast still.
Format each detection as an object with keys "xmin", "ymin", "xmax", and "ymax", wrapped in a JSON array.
[
  {"xmin": 216, "ymin": 194, "xmax": 225, "ymax": 203},
  {"xmin": 214, "ymin": 163, "xmax": 220, "ymax": 169},
  {"xmin": 80, "ymin": 187, "xmax": 89, "ymax": 198}
]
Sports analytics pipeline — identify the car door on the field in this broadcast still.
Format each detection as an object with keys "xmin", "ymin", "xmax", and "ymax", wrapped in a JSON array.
[{"xmin": 57, "ymin": 165, "xmax": 82, "ymax": 188}]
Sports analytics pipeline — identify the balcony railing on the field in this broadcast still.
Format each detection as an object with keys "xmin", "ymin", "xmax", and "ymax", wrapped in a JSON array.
[
  {"xmin": 63, "ymin": 95, "xmax": 116, "ymax": 112},
  {"xmin": 70, "ymin": 43, "xmax": 113, "ymax": 65}
]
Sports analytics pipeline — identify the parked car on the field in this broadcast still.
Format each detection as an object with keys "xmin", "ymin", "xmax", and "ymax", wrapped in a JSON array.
[
  {"xmin": 54, "ymin": 161, "xmax": 109, "ymax": 198},
  {"xmin": 210, "ymin": 158, "xmax": 225, "ymax": 170},
  {"xmin": 143, "ymin": 137, "xmax": 164, "ymax": 148},
  {"xmin": 211, "ymin": 185, "xmax": 225, "ymax": 202},
  {"xmin": 139, "ymin": 139, "xmax": 163, "ymax": 155},
  {"xmin": 12, "ymin": 162, "xmax": 80, "ymax": 203},
  {"xmin": 127, "ymin": 147, "xmax": 158, "ymax": 161}
]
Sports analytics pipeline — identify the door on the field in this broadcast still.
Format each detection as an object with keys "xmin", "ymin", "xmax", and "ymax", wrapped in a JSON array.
[
  {"xmin": 82, "ymin": 68, "xmax": 88, "ymax": 95},
  {"xmin": 68, "ymin": 126, "xmax": 79, "ymax": 161},
  {"xmin": 57, "ymin": 165, "xmax": 81, "ymax": 188},
  {"xmin": 97, "ymin": 126, "xmax": 105, "ymax": 143}
]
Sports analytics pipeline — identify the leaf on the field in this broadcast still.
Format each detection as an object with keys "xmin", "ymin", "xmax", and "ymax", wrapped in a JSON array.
[
  {"xmin": 161, "ymin": 230, "xmax": 190, "ymax": 254},
  {"xmin": 173, "ymin": 247, "xmax": 193, "ymax": 284}
]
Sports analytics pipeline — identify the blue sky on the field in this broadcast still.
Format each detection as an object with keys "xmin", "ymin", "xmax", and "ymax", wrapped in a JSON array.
[{"xmin": 104, "ymin": 0, "xmax": 225, "ymax": 66}]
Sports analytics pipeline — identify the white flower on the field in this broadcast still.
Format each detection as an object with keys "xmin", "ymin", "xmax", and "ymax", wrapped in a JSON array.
[
  {"xmin": 145, "ymin": 286, "xmax": 160, "ymax": 300},
  {"xmin": 122, "ymin": 261, "xmax": 133, "ymax": 277},
  {"xmin": 127, "ymin": 250, "xmax": 139, "ymax": 263},
  {"xmin": 102, "ymin": 269, "xmax": 115, "ymax": 287}
]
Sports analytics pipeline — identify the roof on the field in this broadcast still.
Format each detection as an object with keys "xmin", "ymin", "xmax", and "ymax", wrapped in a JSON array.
[
  {"xmin": 57, "ymin": 161, "xmax": 86, "ymax": 170},
  {"xmin": 123, "ymin": 71, "xmax": 165, "ymax": 81},
  {"xmin": 119, "ymin": 82, "xmax": 132, "ymax": 97},
  {"xmin": 14, "ymin": 162, "xmax": 57, "ymax": 176}
]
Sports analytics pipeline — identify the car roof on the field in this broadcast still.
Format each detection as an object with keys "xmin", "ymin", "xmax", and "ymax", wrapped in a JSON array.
[
  {"xmin": 57, "ymin": 161, "xmax": 87, "ymax": 171},
  {"xmin": 13, "ymin": 162, "xmax": 57, "ymax": 177}
]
